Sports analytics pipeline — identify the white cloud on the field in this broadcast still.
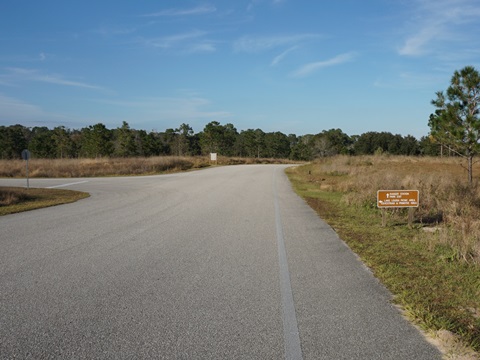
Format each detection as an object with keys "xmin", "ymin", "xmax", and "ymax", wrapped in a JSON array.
[
  {"xmin": 36, "ymin": 75, "xmax": 104, "ymax": 90},
  {"xmin": 140, "ymin": 30, "xmax": 207, "ymax": 49},
  {"xmin": 271, "ymin": 46, "xmax": 298, "ymax": 66},
  {"xmin": 374, "ymin": 72, "xmax": 444, "ymax": 90},
  {"xmin": 291, "ymin": 52, "xmax": 356, "ymax": 78},
  {"xmin": 0, "ymin": 94, "xmax": 44, "ymax": 119},
  {"xmin": 188, "ymin": 42, "xmax": 217, "ymax": 53},
  {"xmin": 398, "ymin": 0, "xmax": 480, "ymax": 56},
  {"xmin": 247, "ymin": 0, "xmax": 285, "ymax": 11},
  {"xmin": 3, "ymin": 67, "xmax": 107, "ymax": 91},
  {"xmin": 0, "ymin": 94, "xmax": 67, "ymax": 124},
  {"xmin": 234, "ymin": 34, "xmax": 321, "ymax": 52},
  {"xmin": 94, "ymin": 96, "xmax": 231, "ymax": 121},
  {"xmin": 138, "ymin": 30, "xmax": 216, "ymax": 53},
  {"xmin": 143, "ymin": 5, "xmax": 216, "ymax": 17},
  {"xmin": 5, "ymin": 67, "xmax": 36, "ymax": 76},
  {"xmin": 398, "ymin": 25, "xmax": 439, "ymax": 56}
]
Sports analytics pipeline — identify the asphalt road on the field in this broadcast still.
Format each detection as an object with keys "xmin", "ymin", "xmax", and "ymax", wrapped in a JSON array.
[{"xmin": 0, "ymin": 165, "xmax": 441, "ymax": 359}]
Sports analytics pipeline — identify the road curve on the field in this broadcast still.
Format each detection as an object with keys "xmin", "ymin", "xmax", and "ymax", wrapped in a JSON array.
[{"xmin": 0, "ymin": 165, "xmax": 441, "ymax": 359}]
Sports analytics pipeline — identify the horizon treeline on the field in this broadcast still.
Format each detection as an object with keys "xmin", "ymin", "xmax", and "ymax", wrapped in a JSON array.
[{"xmin": 0, "ymin": 121, "xmax": 441, "ymax": 160}]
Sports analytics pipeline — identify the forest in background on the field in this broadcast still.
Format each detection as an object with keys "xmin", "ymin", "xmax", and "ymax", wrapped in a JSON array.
[{"xmin": 0, "ymin": 121, "xmax": 440, "ymax": 160}]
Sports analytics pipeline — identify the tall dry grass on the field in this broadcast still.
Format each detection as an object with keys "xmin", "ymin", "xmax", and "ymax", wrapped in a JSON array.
[
  {"xmin": 0, "ymin": 157, "xmax": 207, "ymax": 178},
  {"xmin": 0, "ymin": 187, "xmax": 32, "ymax": 206},
  {"xmin": 313, "ymin": 155, "xmax": 480, "ymax": 263}
]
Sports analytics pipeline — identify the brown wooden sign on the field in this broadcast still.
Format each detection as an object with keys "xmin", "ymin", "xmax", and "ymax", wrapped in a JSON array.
[{"xmin": 377, "ymin": 190, "xmax": 419, "ymax": 208}]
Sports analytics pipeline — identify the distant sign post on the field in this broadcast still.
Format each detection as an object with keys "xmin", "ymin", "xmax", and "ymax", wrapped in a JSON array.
[
  {"xmin": 377, "ymin": 190, "xmax": 419, "ymax": 227},
  {"xmin": 210, "ymin": 153, "xmax": 217, "ymax": 164},
  {"xmin": 21, "ymin": 149, "xmax": 31, "ymax": 189}
]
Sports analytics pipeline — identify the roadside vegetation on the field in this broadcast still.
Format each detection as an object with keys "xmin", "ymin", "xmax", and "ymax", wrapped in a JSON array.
[
  {"xmin": 0, "ymin": 187, "xmax": 89, "ymax": 215},
  {"xmin": 286, "ymin": 155, "xmax": 480, "ymax": 357}
]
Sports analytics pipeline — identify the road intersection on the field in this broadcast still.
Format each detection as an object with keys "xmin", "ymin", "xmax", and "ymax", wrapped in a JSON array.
[{"xmin": 0, "ymin": 165, "xmax": 441, "ymax": 359}]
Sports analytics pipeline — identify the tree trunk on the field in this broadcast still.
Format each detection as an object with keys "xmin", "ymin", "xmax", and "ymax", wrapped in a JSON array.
[{"xmin": 468, "ymin": 155, "xmax": 473, "ymax": 185}]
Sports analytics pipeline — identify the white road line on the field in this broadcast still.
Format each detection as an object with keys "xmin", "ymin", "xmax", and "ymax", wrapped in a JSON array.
[
  {"xmin": 273, "ymin": 169, "xmax": 303, "ymax": 360},
  {"xmin": 46, "ymin": 181, "xmax": 89, "ymax": 189}
]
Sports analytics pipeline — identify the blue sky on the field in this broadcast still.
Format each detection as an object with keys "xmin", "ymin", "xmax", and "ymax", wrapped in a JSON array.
[{"xmin": 1, "ymin": 0, "xmax": 480, "ymax": 138}]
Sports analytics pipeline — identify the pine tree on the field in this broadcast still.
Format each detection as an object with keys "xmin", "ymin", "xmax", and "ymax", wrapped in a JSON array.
[{"xmin": 429, "ymin": 66, "xmax": 480, "ymax": 184}]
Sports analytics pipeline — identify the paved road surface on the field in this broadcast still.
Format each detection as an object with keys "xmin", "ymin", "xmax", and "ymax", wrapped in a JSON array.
[{"xmin": 0, "ymin": 165, "xmax": 441, "ymax": 359}]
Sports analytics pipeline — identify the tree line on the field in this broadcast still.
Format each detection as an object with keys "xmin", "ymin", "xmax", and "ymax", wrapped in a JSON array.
[{"xmin": 0, "ymin": 120, "xmax": 441, "ymax": 160}]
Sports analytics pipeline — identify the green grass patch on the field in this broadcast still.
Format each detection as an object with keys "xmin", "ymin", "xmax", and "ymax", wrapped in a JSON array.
[
  {"xmin": 286, "ymin": 165, "xmax": 480, "ymax": 354},
  {"xmin": 0, "ymin": 187, "xmax": 89, "ymax": 215}
]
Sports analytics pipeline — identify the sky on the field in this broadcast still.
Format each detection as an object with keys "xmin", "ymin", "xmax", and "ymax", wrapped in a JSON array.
[{"xmin": 1, "ymin": 0, "xmax": 480, "ymax": 138}]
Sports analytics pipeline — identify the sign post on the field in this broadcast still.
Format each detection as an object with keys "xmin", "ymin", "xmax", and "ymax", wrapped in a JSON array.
[
  {"xmin": 210, "ymin": 153, "xmax": 217, "ymax": 164},
  {"xmin": 21, "ymin": 149, "xmax": 31, "ymax": 189},
  {"xmin": 377, "ymin": 190, "xmax": 419, "ymax": 227}
]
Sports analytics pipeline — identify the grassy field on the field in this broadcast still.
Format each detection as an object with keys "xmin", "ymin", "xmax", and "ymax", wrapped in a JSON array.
[
  {"xmin": 286, "ymin": 155, "xmax": 480, "ymax": 358},
  {"xmin": 0, "ymin": 187, "xmax": 89, "ymax": 215}
]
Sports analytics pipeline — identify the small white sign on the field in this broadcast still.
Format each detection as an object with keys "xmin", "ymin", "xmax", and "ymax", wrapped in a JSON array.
[{"xmin": 210, "ymin": 153, "xmax": 217, "ymax": 161}]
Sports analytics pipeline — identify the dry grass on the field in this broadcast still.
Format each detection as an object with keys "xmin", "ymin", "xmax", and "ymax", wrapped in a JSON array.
[
  {"xmin": 0, "ymin": 156, "xmax": 298, "ymax": 178},
  {"xmin": 430, "ymin": 329, "xmax": 480, "ymax": 359},
  {"xmin": 309, "ymin": 155, "xmax": 480, "ymax": 264},
  {"xmin": 0, "ymin": 187, "xmax": 33, "ymax": 206},
  {"xmin": 0, "ymin": 187, "xmax": 89, "ymax": 215}
]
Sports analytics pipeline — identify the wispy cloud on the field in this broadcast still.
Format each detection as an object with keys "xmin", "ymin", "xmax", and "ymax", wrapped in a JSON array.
[
  {"xmin": 0, "ymin": 53, "xmax": 53, "ymax": 64},
  {"xmin": 291, "ymin": 52, "xmax": 356, "ymax": 78},
  {"xmin": 188, "ymin": 42, "xmax": 217, "ymax": 53},
  {"xmin": 140, "ymin": 30, "xmax": 207, "ymax": 49},
  {"xmin": 271, "ymin": 46, "xmax": 298, "ymax": 66},
  {"xmin": 398, "ymin": 0, "xmax": 480, "ymax": 56},
  {"xmin": 374, "ymin": 72, "xmax": 444, "ymax": 90},
  {"xmin": 0, "ymin": 93, "xmax": 68, "ymax": 124},
  {"xmin": 0, "ymin": 94, "xmax": 44, "ymax": 119},
  {"xmin": 94, "ymin": 95, "xmax": 231, "ymax": 121},
  {"xmin": 247, "ymin": 0, "xmax": 285, "ymax": 11},
  {"xmin": 137, "ymin": 30, "xmax": 217, "ymax": 53},
  {"xmin": 142, "ymin": 5, "xmax": 216, "ymax": 17},
  {"xmin": 39, "ymin": 76, "xmax": 104, "ymax": 90},
  {"xmin": 234, "ymin": 34, "xmax": 322, "ymax": 52},
  {"xmin": 3, "ymin": 68, "xmax": 107, "ymax": 91}
]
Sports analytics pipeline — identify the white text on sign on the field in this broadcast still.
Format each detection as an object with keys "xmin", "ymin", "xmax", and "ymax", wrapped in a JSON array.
[{"xmin": 377, "ymin": 190, "xmax": 419, "ymax": 208}]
